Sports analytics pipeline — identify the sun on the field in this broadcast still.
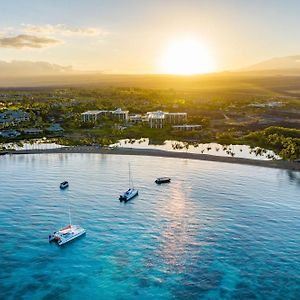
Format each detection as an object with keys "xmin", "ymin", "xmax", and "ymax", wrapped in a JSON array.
[{"xmin": 160, "ymin": 38, "xmax": 215, "ymax": 75}]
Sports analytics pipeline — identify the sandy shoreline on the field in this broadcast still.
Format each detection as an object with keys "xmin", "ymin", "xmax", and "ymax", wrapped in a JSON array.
[{"xmin": 3, "ymin": 145, "xmax": 300, "ymax": 172}]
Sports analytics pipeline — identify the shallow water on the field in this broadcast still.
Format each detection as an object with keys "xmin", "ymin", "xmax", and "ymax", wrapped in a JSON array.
[
  {"xmin": 2, "ymin": 138, "xmax": 278, "ymax": 161},
  {"xmin": 0, "ymin": 154, "xmax": 299, "ymax": 299},
  {"xmin": 112, "ymin": 139, "xmax": 278, "ymax": 160}
]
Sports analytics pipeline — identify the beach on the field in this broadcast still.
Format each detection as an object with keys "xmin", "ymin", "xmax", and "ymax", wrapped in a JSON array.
[{"xmin": 4, "ymin": 146, "xmax": 300, "ymax": 172}]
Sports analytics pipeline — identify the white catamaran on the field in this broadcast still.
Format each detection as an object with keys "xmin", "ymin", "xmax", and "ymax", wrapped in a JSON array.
[
  {"xmin": 119, "ymin": 163, "xmax": 138, "ymax": 202},
  {"xmin": 49, "ymin": 195, "xmax": 85, "ymax": 246}
]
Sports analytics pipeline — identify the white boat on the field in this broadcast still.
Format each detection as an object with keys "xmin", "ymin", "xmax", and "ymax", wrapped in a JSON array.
[
  {"xmin": 119, "ymin": 163, "xmax": 138, "ymax": 202},
  {"xmin": 49, "ymin": 224, "xmax": 86, "ymax": 246},
  {"xmin": 49, "ymin": 194, "xmax": 85, "ymax": 246},
  {"xmin": 119, "ymin": 188, "xmax": 138, "ymax": 201}
]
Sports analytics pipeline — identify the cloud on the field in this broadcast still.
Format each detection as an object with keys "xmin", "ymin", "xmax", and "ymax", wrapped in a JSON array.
[
  {"xmin": 0, "ymin": 34, "xmax": 60, "ymax": 49},
  {"xmin": 0, "ymin": 24, "xmax": 107, "ymax": 50},
  {"xmin": 22, "ymin": 24, "xmax": 107, "ymax": 37}
]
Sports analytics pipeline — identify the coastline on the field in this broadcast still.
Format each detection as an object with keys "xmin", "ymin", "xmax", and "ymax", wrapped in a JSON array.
[{"xmin": 3, "ymin": 146, "xmax": 300, "ymax": 172}]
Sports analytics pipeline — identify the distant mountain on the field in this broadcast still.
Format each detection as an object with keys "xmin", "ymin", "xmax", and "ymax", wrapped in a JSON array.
[
  {"xmin": 0, "ymin": 60, "xmax": 74, "ymax": 77},
  {"xmin": 1, "ymin": 57, "xmax": 300, "ymax": 89},
  {"xmin": 243, "ymin": 55, "xmax": 300, "ymax": 74}
]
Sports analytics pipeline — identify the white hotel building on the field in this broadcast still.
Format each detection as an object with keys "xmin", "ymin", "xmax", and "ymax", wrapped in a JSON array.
[
  {"xmin": 81, "ymin": 108, "xmax": 129, "ymax": 122},
  {"xmin": 147, "ymin": 111, "xmax": 187, "ymax": 128},
  {"xmin": 81, "ymin": 108, "xmax": 190, "ymax": 129}
]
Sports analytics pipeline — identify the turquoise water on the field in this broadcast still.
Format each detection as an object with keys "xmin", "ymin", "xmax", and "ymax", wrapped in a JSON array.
[{"xmin": 0, "ymin": 154, "xmax": 299, "ymax": 300}]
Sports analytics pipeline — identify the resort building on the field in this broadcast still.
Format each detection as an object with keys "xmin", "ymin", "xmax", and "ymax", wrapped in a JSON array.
[
  {"xmin": 165, "ymin": 112, "xmax": 187, "ymax": 124},
  {"xmin": 81, "ymin": 110, "xmax": 103, "ymax": 122},
  {"xmin": 81, "ymin": 108, "xmax": 187, "ymax": 128},
  {"xmin": 147, "ymin": 111, "xmax": 166, "ymax": 128},
  {"xmin": 172, "ymin": 125, "xmax": 202, "ymax": 131},
  {"xmin": 146, "ymin": 111, "xmax": 188, "ymax": 128},
  {"xmin": 81, "ymin": 108, "xmax": 128, "ymax": 122},
  {"xmin": 112, "ymin": 108, "xmax": 129, "ymax": 121}
]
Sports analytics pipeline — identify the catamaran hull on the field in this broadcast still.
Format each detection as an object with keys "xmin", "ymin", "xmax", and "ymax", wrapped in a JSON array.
[
  {"xmin": 49, "ymin": 226, "xmax": 86, "ymax": 246},
  {"xmin": 58, "ymin": 230, "xmax": 86, "ymax": 246},
  {"xmin": 119, "ymin": 190, "xmax": 138, "ymax": 202}
]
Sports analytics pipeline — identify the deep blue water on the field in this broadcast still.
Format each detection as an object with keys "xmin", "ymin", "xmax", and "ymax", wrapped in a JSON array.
[{"xmin": 0, "ymin": 154, "xmax": 300, "ymax": 300}]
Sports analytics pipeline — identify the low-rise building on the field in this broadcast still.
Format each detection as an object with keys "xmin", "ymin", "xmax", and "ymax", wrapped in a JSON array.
[
  {"xmin": 172, "ymin": 125, "xmax": 202, "ymax": 131},
  {"xmin": 128, "ymin": 114, "xmax": 145, "ymax": 124},
  {"xmin": 248, "ymin": 101, "xmax": 283, "ymax": 108},
  {"xmin": 129, "ymin": 114, "xmax": 141, "ymax": 123},
  {"xmin": 0, "ymin": 130, "xmax": 21, "ymax": 138},
  {"xmin": 47, "ymin": 124, "xmax": 64, "ymax": 132},
  {"xmin": 0, "ymin": 110, "xmax": 29, "ymax": 127},
  {"xmin": 23, "ymin": 128, "xmax": 43, "ymax": 135},
  {"xmin": 165, "ymin": 112, "xmax": 187, "ymax": 124}
]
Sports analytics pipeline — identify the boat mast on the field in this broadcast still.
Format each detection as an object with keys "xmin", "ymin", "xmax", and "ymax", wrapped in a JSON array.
[
  {"xmin": 68, "ymin": 206, "xmax": 72, "ymax": 225},
  {"xmin": 129, "ymin": 162, "xmax": 134, "ymax": 188},
  {"xmin": 67, "ymin": 193, "xmax": 72, "ymax": 225},
  {"xmin": 128, "ymin": 163, "xmax": 130, "ymax": 187}
]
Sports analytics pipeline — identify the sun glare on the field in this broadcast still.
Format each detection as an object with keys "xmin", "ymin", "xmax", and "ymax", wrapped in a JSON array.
[{"xmin": 160, "ymin": 38, "xmax": 215, "ymax": 75}]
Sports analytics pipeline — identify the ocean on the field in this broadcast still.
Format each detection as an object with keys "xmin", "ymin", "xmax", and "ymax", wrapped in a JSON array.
[{"xmin": 0, "ymin": 153, "xmax": 299, "ymax": 299}]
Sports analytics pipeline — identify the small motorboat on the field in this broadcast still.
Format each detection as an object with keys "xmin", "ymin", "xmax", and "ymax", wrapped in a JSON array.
[
  {"xmin": 119, "ymin": 188, "xmax": 138, "ymax": 202},
  {"xmin": 60, "ymin": 181, "xmax": 69, "ymax": 189},
  {"xmin": 49, "ymin": 224, "xmax": 86, "ymax": 246},
  {"xmin": 155, "ymin": 177, "xmax": 171, "ymax": 184}
]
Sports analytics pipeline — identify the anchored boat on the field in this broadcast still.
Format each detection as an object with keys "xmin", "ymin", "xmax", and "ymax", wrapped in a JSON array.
[
  {"xmin": 49, "ymin": 224, "xmax": 86, "ymax": 246},
  {"xmin": 49, "ymin": 192, "xmax": 85, "ymax": 246},
  {"xmin": 155, "ymin": 177, "xmax": 171, "ymax": 184},
  {"xmin": 60, "ymin": 181, "xmax": 69, "ymax": 189},
  {"xmin": 119, "ymin": 163, "xmax": 138, "ymax": 202},
  {"xmin": 119, "ymin": 188, "xmax": 138, "ymax": 202}
]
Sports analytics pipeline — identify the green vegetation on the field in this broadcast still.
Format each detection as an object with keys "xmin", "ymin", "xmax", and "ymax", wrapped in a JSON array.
[
  {"xmin": 241, "ymin": 127, "xmax": 300, "ymax": 160},
  {"xmin": 0, "ymin": 87, "xmax": 299, "ymax": 160}
]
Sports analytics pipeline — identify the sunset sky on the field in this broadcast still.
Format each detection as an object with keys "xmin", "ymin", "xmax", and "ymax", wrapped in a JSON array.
[{"xmin": 0, "ymin": 0, "xmax": 300, "ymax": 74}]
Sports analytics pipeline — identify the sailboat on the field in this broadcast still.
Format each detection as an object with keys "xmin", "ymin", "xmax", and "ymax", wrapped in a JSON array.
[
  {"xmin": 119, "ymin": 163, "xmax": 138, "ymax": 202},
  {"xmin": 49, "ymin": 195, "xmax": 86, "ymax": 246}
]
